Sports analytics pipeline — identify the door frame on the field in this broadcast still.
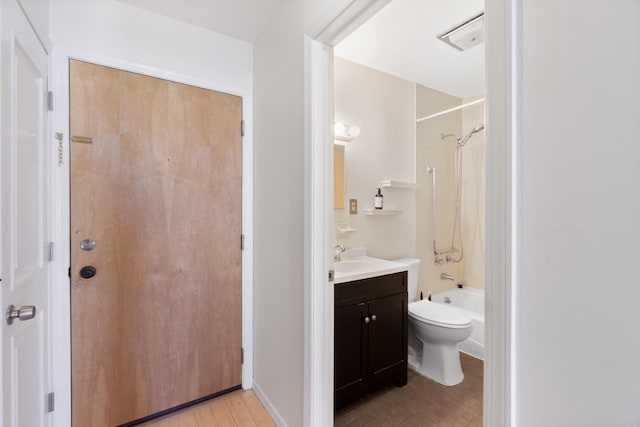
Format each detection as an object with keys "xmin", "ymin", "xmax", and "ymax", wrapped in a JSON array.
[
  {"xmin": 50, "ymin": 48, "xmax": 254, "ymax": 426},
  {"xmin": 302, "ymin": 0, "xmax": 519, "ymax": 425}
]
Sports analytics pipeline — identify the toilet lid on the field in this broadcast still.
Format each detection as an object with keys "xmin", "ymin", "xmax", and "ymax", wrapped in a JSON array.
[{"xmin": 409, "ymin": 300, "xmax": 472, "ymax": 328}]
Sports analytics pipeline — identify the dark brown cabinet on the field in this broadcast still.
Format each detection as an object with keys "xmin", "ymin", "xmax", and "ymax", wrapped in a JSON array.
[{"xmin": 334, "ymin": 271, "xmax": 408, "ymax": 410}]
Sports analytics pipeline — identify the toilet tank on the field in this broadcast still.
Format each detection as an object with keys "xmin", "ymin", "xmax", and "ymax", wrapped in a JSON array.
[{"xmin": 392, "ymin": 258, "xmax": 421, "ymax": 302}]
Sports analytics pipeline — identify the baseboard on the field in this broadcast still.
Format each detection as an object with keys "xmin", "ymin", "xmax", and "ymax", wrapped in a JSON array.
[{"xmin": 252, "ymin": 381, "xmax": 287, "ymax": 427}]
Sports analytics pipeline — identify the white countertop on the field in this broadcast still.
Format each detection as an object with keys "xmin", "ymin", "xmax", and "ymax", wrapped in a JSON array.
[{"xmin": 333, "ymin": 255, "xmax": 408, "ymax": 284}]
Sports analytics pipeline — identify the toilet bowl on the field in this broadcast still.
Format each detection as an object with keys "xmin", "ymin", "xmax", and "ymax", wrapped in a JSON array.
[
  {"xmin": 392, "ymin": 258, "xmax": 473, "ymax": 386},
  {"xmin": 407, "ymin": 300, "xmax": 472, "ymax": 385}
]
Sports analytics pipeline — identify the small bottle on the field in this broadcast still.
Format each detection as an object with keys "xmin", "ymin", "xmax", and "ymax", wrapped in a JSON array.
[{"xmin": 374, "ymin": 188, "xmax": 383, "ymax": 210}]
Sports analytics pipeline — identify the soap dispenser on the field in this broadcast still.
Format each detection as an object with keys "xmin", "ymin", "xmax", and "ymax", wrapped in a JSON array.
[{"xmin": 374, "ymin": 188, "xmax": 384, "ymax": 210}]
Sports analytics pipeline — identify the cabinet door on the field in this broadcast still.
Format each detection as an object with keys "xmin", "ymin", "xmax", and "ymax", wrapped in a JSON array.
[
  {"xmin": 368, "ymin": 293, "xmax": 408, "ymax": 391},
  {"xmin": 335, "ymin": 302, "xmax": 368, "ymax": 410}
]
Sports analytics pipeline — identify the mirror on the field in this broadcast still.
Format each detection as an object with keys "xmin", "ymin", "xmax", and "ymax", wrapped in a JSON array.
[{"xmin": 334, "ymin": 144, "xmax": 345, "ymax": 209}]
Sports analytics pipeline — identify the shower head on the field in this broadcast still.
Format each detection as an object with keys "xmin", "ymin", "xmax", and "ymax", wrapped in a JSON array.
[{"xmin": 459, "ymin": 124, "xmax": 485, "ymax": 146}]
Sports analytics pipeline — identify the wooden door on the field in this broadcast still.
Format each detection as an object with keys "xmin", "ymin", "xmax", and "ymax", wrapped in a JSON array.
[
  {"xmin": 1, "ymin": 1, "xmax": 52, "ymax": 426},
  {"xmin": 69, "ymin": 60, "xmax": 242, "ymax": 426}
]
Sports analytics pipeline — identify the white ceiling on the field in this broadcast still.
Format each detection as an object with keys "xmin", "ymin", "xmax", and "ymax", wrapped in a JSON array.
[
  {"xmin": 334, "ymin": 0, "xmax": 485, "ymax": 99},
  {"xmin": 117, "ymin": 0, "xmax": 483, "ymax": 98},
  {"xmin": 117, "ymin": 0, "xmax": 287, "ymax": 42}
]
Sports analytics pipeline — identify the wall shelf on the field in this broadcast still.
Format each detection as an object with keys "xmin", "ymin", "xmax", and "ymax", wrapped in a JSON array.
[
  {"xmin": 380, "ymin": 180, "xmax": 418, "ymax": 189},
  {"xmin": 363, "ymin": 209, "xmax": 403, "ymax": 216},
  {"xmin": 336, "ymin": 223, "xmax": 356, "ymax": 233}
]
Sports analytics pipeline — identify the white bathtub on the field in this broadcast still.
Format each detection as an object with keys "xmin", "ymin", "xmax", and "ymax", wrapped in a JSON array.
[{"xmin": 431, "ymin": 287, "xmax": 485, "ymax": 360}]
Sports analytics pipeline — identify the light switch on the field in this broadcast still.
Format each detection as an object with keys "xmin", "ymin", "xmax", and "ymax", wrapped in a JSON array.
[{"xmin": 349, "ymin": 199, "xmax": 357, "ymax": 214}]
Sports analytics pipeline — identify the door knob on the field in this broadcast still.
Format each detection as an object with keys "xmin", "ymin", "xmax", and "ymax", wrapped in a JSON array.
[
  {"xmin": 364, "ymin": 316, "xmax": 370, "ymax": 324},
  {"xmin": 6, "ymin": 305, "xmax": 36, "ymax": 325}
]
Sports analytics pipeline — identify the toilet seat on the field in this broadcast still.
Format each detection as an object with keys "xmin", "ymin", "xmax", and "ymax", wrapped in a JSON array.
[{"xmin": 409, "ymin": 300, "xmax": 472, "ymax": 329}]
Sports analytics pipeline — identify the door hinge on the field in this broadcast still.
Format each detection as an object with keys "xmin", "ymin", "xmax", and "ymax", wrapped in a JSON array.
[
  {"xmin": 47, "ymin": 91, "xmax": 53, "ymax": 111},
  {"xmin": 241, "ymin": 347, "xmax": 244, "ymax": 364},
  {"xmin": 47, "ymin": 392, "xmax": 55, "ymax": 412},
  {"xmin": 241, "ymin": 234, "xmax": 245, "ymax": 251},
  {"xmin": 328, "ymin": 269, "xmax": 335, "ymax": 282},
  {"xmin": 241, "ymin": 120, "xmax": 245, "ymax": 137},
  {"xmin": 47, "ymin": 242, "xmax": 54, "ymax": 262}
]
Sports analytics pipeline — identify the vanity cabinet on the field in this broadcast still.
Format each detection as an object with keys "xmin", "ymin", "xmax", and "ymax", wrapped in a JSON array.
[{"xmin": 334, "ymin": 271, "xmax": 408, "ymax": 410}]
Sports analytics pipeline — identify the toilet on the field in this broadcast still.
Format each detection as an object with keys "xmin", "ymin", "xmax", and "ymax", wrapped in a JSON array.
[{"xmin": 392, "ymin": 258, "xmax": 472, "ymax": 386}]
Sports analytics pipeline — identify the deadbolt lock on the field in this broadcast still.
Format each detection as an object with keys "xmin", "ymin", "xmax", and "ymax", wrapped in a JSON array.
[{"xmin": 80, "ymin": 266, "xmax": 97, "ymax": 279}]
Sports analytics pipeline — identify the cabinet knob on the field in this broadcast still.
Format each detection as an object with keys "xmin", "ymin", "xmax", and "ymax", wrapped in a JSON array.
[
  {"xmin": 371, "ymin": 314, "xmax": 377, "ymax": 322},
  {"xmin": 364, "ymin": 316, "xmax": 370, "ymax": 324}
]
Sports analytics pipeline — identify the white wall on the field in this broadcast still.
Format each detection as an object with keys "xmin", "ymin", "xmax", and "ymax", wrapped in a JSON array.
[
  {"xmin": 515, "ymin": 0, "xmax": 640, "ymax": 424},
  {"xmin": 333, "ymin": 58, "xmax": 416, "ymax": 260},
  {"xmin": 50, "ymin": 0, "xmax": 252, "ymax": 95},
  {"xmin": 253, "ymin": 1, "xmax": 334, "ymax": 425}
]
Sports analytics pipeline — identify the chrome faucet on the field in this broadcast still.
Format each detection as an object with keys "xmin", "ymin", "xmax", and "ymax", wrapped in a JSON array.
[
  {"xmin": 440, "ymin": 272, "xmax": 455, "ymax": 281},
  {"xmin": 334, "ymin": 244, "xmax": 346, "ymax": 262}
]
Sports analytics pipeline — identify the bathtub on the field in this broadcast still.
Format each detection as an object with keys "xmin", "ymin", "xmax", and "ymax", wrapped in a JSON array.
[{"xmin": 431, "ymin": 287, "xmax": 485, "ymax": 360}]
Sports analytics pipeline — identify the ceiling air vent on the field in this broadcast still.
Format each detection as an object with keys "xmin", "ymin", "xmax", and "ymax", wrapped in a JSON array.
[{"xmin": 436, "ymin": 12, "xmax": 485, "ymax": 51}]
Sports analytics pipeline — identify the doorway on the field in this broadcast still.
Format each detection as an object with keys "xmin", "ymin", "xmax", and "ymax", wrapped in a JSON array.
[
  {"xmin": 69, "ymin": 60, "xmax": 243, "ymax": 426},
  {"xmin": 304, "ymin": 0, "xmax": 514, "ymax": 424}
]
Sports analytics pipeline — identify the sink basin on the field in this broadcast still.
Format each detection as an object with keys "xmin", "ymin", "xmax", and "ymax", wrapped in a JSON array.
[
  {"xmin": 333, "ymin": 260, "xmax": 374, "ymax": 273},
  {"xmin": 334, "ymin": 255, "xmax": 408, "ymax": 284}
]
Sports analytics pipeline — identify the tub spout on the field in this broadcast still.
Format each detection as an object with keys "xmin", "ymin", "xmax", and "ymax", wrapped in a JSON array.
[{"xmin": 440, "ymin": 272, "xmax": 455, "ymax": 281}]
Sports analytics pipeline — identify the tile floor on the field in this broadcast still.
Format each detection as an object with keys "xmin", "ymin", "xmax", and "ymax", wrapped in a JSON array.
[{"xmin": 335, "ymin": 353, "xmax": 483, "ymax": 427}]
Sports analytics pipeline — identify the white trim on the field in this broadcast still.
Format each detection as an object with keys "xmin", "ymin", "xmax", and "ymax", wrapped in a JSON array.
[
  {"xmin": 309, "ymin": 0, "xmax": 392, "ymax": 45},
  {"xmin": 484, "ymin": 0, "xmax": 517, "ymax": 425},
  {"xmin": 303, "ymin": 1, "xmax": 394, "ymax": 425},
  {"xmin": 50, "ymin": 47, "xmax": 254, "ymax": 426},
  {"xmin": 252, "ymin": 381, "xmax": 287, "ymax": 426},
  {"xmin": 303, "ymin": 35, "xmax": 334, "ymax": 427}
]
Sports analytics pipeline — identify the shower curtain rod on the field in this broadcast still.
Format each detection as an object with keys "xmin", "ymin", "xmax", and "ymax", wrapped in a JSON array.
[{"xmin": 416, "ymin": 98, "xmax": 485, "ymax": 123}]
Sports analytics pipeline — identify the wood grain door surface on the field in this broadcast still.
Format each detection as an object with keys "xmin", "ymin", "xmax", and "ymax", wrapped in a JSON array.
[{"xmin": 70, "ymin": 60, "xmax": 242, "ymax": 426}]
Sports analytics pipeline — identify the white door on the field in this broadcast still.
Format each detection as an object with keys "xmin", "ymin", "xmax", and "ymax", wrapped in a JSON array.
[{"xmin": 1, "ymin": 0, "xmax": 51, "ymax": 426}]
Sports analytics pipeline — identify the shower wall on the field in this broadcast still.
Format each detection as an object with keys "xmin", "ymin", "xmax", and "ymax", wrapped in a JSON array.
[
  {"xmin": 416, "ymin": 85, "xmax": 485, "ymax": 298},
  {"xmin": 461, "ymin": 94, "xmax": 485, "ymax": 290}
]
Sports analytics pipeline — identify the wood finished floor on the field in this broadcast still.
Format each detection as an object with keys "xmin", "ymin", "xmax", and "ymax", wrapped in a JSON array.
[
  {"xmin": 140, "ymin": 389, "xmax": 275, "ymax": 427},
  {"xmin": 138, "ymin": 354, "xmax": 481, "ymax": 426},
  {"xmin": 335, "ymin": 353, "xmax": 483, "ymax": 427}
]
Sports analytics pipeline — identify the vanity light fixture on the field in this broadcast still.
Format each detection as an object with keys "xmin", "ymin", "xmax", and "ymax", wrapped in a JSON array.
[
  {"xmin": 334, "ymin": 122, "xmax": 361, "ymax": 143},
  {"xmin": 436, "ymin": 12, "xmax": 485, "ymax": 52}
]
